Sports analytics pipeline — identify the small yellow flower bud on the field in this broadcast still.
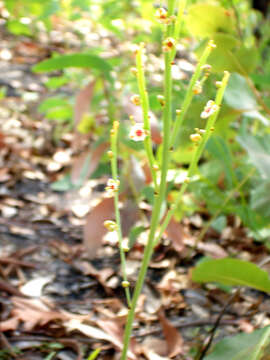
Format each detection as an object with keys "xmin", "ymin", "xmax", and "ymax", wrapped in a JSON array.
[
  {"xmin": 153, "ymin": 164, "xmax": 159, "ymax": 171},
  {"xmin": 176, "ymin": 109, "xmax": 181, "ymax": 116},
  {"xmin": 201, "ymin": 64, "xmax": 211, "ymax": 72},
  {"xmin": 157, "ymin": 95, "xmax": 165, "ymax": 106},
  {"xmin": 193, "ymin": 81, "xmax": 202, "ymax": 95},
  {"xmin": 215, "ymin": 81, "xmax": 222, "ymax": 88},
  {"xmin": 104, "ymin": 220, "xmax": 118, "ymax": 232},
  {"xmin": 122, "ymin": 281, "xmax": 130, "ymax": 288},
  {"xmin": 131, "ymin": 67, "xmax": 138, "ymax": 76},
  {"xmin": 190, "ymin": 133, "xmax": 202, "ymax": 142},
  {"xmin": 107, "ymin": 150, "xmax": 113, "ymax": 158},
  {"xmin": 209, "ymin": 40, "xmax": 216, "ymax": 49},
  {"xmin": 210, "ymin": 127, "xmax": 215, "ymax": 131},
  {"xmin": 130, "ymin": 94, "xmax": 141, "ymax": 106},
  {"xmin": 184, "ymin": 177, "xmax": 190, "ymax": 184},
  {"xmin": 122, "ymin": 239, "xmax": 130, "ymax": 252}
]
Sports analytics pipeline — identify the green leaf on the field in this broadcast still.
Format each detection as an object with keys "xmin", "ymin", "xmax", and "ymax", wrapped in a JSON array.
[
  {"xmin": 32, "ymin": 53, "xmax": 112, "ymax": 78},
  {"xmin": 237, "ymin": 134, "xmax": 270, "ymax": 179},
  {"xmin": 87, "ymin": 348, "xmax": 101, "ymax": 360},
  {"xmin": 205, "ymin": 326, "xmax": 270, "ymax": 360},
  {"xmin": 7, "ymin": 20, "xmax": 32, "ymax": 36},
  {"xmin": 187, "ymin": 4, "xmax": 235, "ymax": 37},
  {"xmin": 224, "ymin": 73, "xmax": 257, "ymax": 111},
  {"xmin": 128, "ymin": 226, "xmax": 146, "ymax": 249},
  {"xmin": 206, "ymin": 136, "xmax": 234, "ymax": 188},
  {"xmin": 251, "ymin": 180, "xmax": 270, "ymax": 218},
  {"xmin": 51, "ymin": 174, "xmax": 74, "ymax": 191},
  {"xmin": 224, "ymin": 74, "xmax": 267, "ymax": 123},
  {"xmin": 192, "ymin": 258, "xmax": 270, "ymax": 293}
]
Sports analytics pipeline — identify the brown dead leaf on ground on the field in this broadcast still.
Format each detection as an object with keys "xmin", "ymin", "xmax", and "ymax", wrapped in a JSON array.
[
  {"xmin": 84, "ymin": 195, "xmax": 140, "ymax": 258},
  {"xmin": 158, "ymin": 309, "xmax": 184, "ymax": 358},
  {"xmin": 71, "ymin": 142, "xmax": 109, "ymax": 186},
  {"xmin": 0, "ymin": 297, "xmax": 90, "ymax": 332},
  {"xmin": 165, "ymin": 217, "xmax": 188, "ymax": 254}
]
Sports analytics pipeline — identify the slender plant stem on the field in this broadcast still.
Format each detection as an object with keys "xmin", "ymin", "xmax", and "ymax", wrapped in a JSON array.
[
  {"xmin": 170, "ymin": 40, "xmax": 216, "ymax": 148},
  {"xmin": 120, "ymin": 1, "xmax": 178, "ymax": 358},
  {"xmin": 110, "ymin": 121, "xmax": 131, "ymax": 307},
  {"xmin": 136, "ymin": 44, "xmax": 158, "ymax": 189},
  {"xmin": 155, "ymin": 71, "xmax": 230, "ymax": 246}
]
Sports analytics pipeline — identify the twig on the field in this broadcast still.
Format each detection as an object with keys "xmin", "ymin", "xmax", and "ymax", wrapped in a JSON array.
[{"xmin": 197, "ymin": 289, "xmax": 241, "ymax": 360}]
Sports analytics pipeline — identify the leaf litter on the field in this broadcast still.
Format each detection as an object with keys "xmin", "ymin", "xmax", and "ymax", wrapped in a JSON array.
[{"xmin": 0, "ymin": 5, "xmax": 270, "ymax": 360}]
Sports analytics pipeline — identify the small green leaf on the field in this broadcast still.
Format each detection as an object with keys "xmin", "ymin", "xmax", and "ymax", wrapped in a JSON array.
[
  {"xmin": 192, "ymin": 258, "xmax": 270, "ymax": 293},
  {"xmin": 205, "ymin": 326, "xmax": 270, "ymax": 360},
  {"xmin": 32, "ymin": 53, "xmax": 112, "ymax": 78},
  {"xmin": 129, "ymin": 226, "xmax": 146, "ymax": 249},
  {"xmin": 87, "ymin": 348, "xmax": 101, "ymax": 360}
]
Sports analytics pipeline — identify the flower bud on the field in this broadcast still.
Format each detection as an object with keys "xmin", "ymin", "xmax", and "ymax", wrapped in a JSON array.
[
  {"xmin": 130, "ymin": 94, "xmax": 141, "ymax": 106},
  {"xmin": 104, "ymin": 220, "xmax": 118, "ymax": 232},
  {"xmin": 190, "ymin": 133, "xmax": 202, "ymax": 142}
]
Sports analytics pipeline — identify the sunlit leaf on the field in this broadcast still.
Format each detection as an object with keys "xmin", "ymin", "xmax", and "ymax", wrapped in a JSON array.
[{"xmin": 192, "ymin": 258, "xmax": 270, "ymax": 293}]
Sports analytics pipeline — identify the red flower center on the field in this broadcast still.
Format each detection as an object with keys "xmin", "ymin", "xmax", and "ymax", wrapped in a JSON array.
[{"xmin": 135, "ymin": 129, "xmax": 143, "ymax": 137}]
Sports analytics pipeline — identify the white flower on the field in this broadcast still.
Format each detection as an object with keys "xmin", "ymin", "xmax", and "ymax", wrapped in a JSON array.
[
  {"xmin": 190, "ymin": 133, "xmax": 202, "ymax": 142},
  {"xmin": 129, "ymin": 123, "xmax": 147, "ymax": 141},
  {"xmin": 105, "ymin": 179, "xmax": 120, "ymax": 197},
  {"xmin": 200, "ymin": 100, "xmax": 218, "ymax": 119}
]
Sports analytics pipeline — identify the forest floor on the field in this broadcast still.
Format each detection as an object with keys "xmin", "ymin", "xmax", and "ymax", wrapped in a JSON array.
[{"xmin": 1, "ymin": 13, "xmax": 270, "ymax": 360}]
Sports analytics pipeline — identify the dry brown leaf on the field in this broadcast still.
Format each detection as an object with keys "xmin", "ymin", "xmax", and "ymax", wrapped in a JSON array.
[
  {"xmin": 165, "ymin": 217, "xmax": 187, "ymax": 253},
  {"xmin": 73, "ymin": 80, "xmax": 96, "ymax": 147},
  {"xmin": 84, "ymin": 196, "xmax": 140, "ymax": 258},
  {"xmin": 65, "ymin": 319, "xmax": 137, "ymax": 360},
  {"xmin": 83, "ymin": 197, "xmax": 115, "ymax": 258},
  {"xmin": 158, "ymin": 309, "xmax": 184, "ymax": 358},
  {"xmin": 71, "ymin": 142, "xmax": 108, "ymax": 185}
]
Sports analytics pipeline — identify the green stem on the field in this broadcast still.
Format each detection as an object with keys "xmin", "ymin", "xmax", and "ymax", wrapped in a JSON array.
[
  {"xmin": 120, "ymin": 1, "xmax": 177, "ymax": 359},
  {"xmin": 170, "ymin": 40, "xmax": 215, "ymax": 148},
  {"xmin": 155, "ymin": 71, "xmax": 230, "ymax": 246},
  {"xmin": 170, "ymin": 0, "xmax": 187, "ymax": 60},
  {"xmin": 110, "ymin": 122, "xmax": 131, "ymax": 307},
  {"xmin": 136, "ymin": 44, "xmax": 157, "ymax": 189}
]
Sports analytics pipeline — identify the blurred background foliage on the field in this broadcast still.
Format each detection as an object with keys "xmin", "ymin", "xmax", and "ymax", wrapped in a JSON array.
[{"xmin": 2, "ymin": 0, "xmax": 270, "ymax": 244}]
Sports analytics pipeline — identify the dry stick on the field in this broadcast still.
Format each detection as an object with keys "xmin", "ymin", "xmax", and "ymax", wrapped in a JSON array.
[{"xmin": 197, "ymin": 288, "xmax": 241, "ymax": 360}]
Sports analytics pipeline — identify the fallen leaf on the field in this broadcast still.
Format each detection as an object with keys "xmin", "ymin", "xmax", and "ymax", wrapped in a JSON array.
[
  {"xmin": 65, "ymin": 319, "xmax": 137, "ymax": 359},
  {"xmin": 71, "ymin": 142, "xmax": 108, "ymax": 186},
  {"xmin": 84, "ymin": 195, "xmax": 139, "ymax": 258},
  {"xmin": 165, "ymin": 217, "xmax": 187, "ymax": 253},
  {"xmin": 158, "ymin": 309, "xmax": 184, "ymax": 358}
]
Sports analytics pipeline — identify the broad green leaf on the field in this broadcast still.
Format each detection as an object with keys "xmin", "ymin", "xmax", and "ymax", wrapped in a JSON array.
[
  {"xmin": 187, "ymin": 4, "xmax": 235, "ymax": 37},
  {"xmin": 251, "ymin": 180, "xmax": 270, "ymax": 218},
  {"xmin": 205, "ymin": 326, "xmax": 270, "ymax": 360},
  {"xmin": 207, "ymin": 44, "xmax": 258, "ymax": 74},
  {"xmin": 225, "ymin": 73, "xmax": 256, "ymax": 110},
  {"xmin": 224, "ymin": 74, "xmax": 267, "ymax": 123},
  {"xmin": 192, "ymin": 258, "xmax": 270, "ymax": 293},
  {"xmin": 237, "ymin": 134, "xmax": 270, "ymax": 179},
  {"xmin": 32, "ymin": 53, "xmax": 112, "ymax": 77}
]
